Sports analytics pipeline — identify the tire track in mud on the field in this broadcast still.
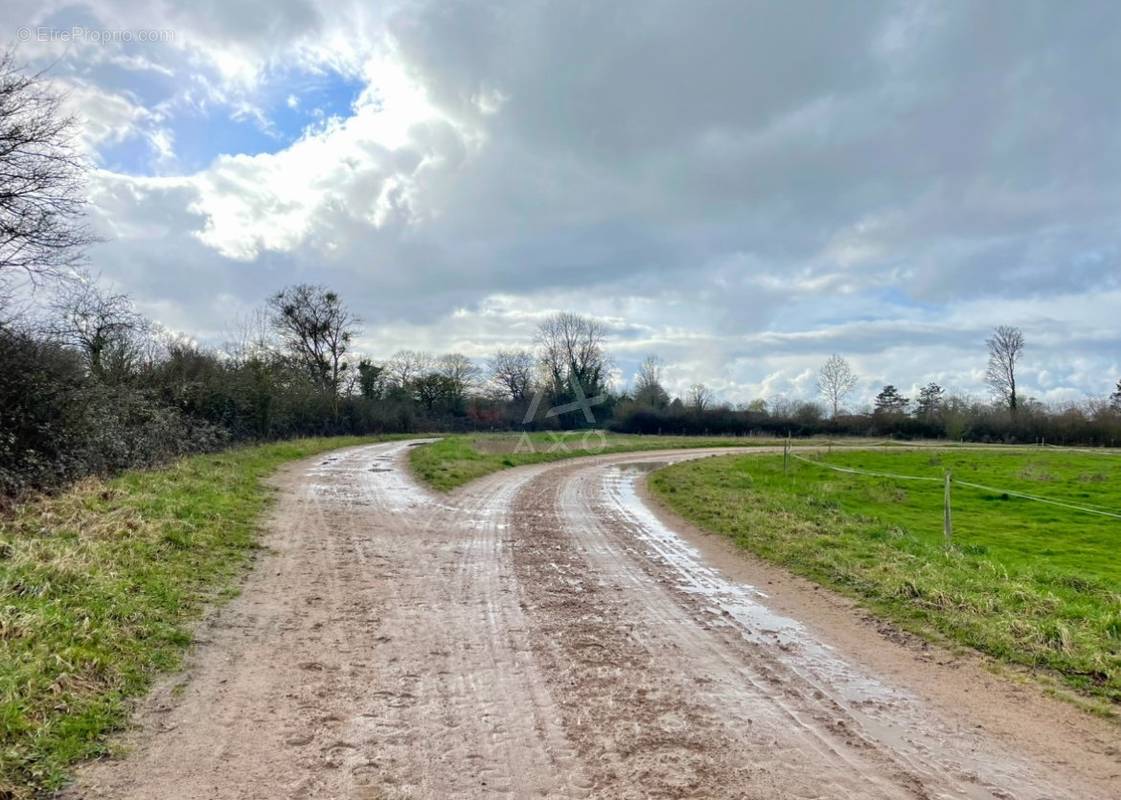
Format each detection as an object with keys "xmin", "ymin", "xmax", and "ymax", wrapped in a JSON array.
[
  {"xmin": 510, "ymin": 461, "xmax": 915, "ymax": 799},
  {"xmin": 70, "ymin": 442, "xmax": 1119, "ymax": 800},
  {"xmin": 506, "ymin": 452, "xmax": 1118, "ymax": 800},
  {"xmin": 341, "ymin": 456, "xmax": 591, "ymax": 799},
  {"xmin": 72, "ymin": 441, "xmax": 589, "ymax": 800}
]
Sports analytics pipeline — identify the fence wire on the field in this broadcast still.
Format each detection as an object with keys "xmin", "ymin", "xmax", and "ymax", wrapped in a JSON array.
[{"xmin": 788, "ymin": 451, "xmax": 1121, "ymax": 521}]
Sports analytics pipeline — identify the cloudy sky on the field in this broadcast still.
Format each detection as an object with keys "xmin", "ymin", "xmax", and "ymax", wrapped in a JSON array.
[{"xmin": 5, "ymin": 1, "xmax": 1120, "ymax": 407}]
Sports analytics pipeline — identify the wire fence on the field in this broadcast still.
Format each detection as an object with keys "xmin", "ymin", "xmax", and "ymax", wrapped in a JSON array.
[
  {"xmin": 1040, "ymin": 442, "xmax": 1121, "ymax": 457},
  {"xmin": 786, "ymin": 448, "xmax": 1121, "ymax": 536}
]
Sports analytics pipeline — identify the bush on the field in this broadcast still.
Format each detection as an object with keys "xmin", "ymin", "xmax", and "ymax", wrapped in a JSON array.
[
  {"xmin": 4, "ymin": 316, "xmax": 1121, "ymax": 502},
  {"xmin": 0, "ymin": 328, "xmax": 229, "ymax": 497}
]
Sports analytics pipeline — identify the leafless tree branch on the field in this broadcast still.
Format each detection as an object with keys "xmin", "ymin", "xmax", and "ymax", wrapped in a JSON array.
[{"xmin": 0, "ymin": 49, "xmax": 96, "ymax": 288}]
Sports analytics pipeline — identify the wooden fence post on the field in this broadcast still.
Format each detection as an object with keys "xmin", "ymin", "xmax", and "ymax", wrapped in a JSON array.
[{"xmin": 943, "ymin": 470, "xmax": 953, "ymax": 548}]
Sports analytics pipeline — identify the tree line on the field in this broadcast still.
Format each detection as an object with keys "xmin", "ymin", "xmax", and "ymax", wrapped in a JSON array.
[
  {"xmin": 611, "ymin": 336, "xmax": 1121, "ymax": 445},
  {"xmin": 5, "ymin": 269, "xmax": 1120, "ymax": 499},
  {"xmin": 0, "ymin": 278, "xmax": 621, "ymax": 494},
  {"xmin": 3, "ymin": 50, "xmax": 1121, "ymax": 499}
]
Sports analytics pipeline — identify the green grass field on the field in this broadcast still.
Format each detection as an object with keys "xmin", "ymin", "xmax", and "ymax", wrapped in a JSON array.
[
  {"xmin": 10, "ymin": 436, "xmax": 1114, "ymax": 795},
  {"xmin": 408, "ymin": 431, "xmax": 792, "ymax": 491},
  {"xmin": 0, "ymin": 436, "xmax": 392, "ymax": 799},
  {"xmin": 649, "ymin": 448, "xmax": 1121, "ymax": 711}
]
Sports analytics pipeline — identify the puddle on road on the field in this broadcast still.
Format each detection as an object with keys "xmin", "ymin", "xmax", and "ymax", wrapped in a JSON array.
[
  {"xmin": 603, "ymin": 464, "xmax": 904, "ymax": 706},
  {"xmin": 598, "ymin": 464, "xmax": 1086, "ymax": 799},
  {"xmin": 614, "ymin": 460, "xmax": 669, "ymax": 473},
  {"xmin": 307, "ymin": 442, "xmax": 435, "ymax": 511}
]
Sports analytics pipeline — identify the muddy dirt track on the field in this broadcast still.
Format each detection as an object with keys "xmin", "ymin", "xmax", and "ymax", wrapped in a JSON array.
[{"xmin": 73, "ymin": 441, "xmax": 1120, "ymax": 799}]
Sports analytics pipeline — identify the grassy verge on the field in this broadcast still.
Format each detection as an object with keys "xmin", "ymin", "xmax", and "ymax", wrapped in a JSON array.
[
  {"xmin": 0, "ymin": 436, "xmax": 394, "ymax": 798},
  {"xmin": 409, "ymin": 432, "xmax": 797, "ymax": 491},
  {"xmin": 648, "ymin": 449, "xmax": 1121, "ymax": 712}
]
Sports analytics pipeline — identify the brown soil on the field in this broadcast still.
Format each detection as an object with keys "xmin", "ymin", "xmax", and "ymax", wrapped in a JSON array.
[{"xmin": 68, "ymin": 442, "xmax": 1121, "ymax": 799}]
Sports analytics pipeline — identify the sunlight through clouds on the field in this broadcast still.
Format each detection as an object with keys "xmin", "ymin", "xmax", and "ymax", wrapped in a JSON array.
[{"xmin": 2, "ymin": 0, "xmax": 1119, "ymax": 407}]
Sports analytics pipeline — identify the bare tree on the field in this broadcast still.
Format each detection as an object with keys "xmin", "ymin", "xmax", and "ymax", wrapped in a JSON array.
[
  {"xmin": 0, "ymin": 50, "xmax": 95, "ymax": 286},
  {"xmin": 817, "ymin": 354, "xmax": 858, "ymax": 418},
  {"xmin": 488, "ymin": 348, "xmax": 535, "ymax": 400},
  {"xmin": 985, "ymin": 325, "xmax": 1024, "ymax": 414},
  {"xmin": 50, "ymin": 277, "xmax": 146, "ymax": 379},
  {"xmin": 223, "ymin": 307, "xmax": 276, "ymax": 363},
  {"xmin": 687, "ymin": 382, "xmax": 713, "ymax": 412},
  {"xmin": 384, "ymin": 349, "xmax": 434, "ymax": 390},
  {"xmin": 633, "ymin": 355, "xmax": 669, "ymax": 408},
  {"xmin": 436, "ymin": 353, "xmax": 481, "ymax": 402},
  {"xmin": 267, "ymin": 284, "xmax": 359, "ymax": 402},
  {"xmin": 941, "ymin": 394, "xmax": 974, "ymax": 441},
  {"xmin": 535, "ymin": 311, "xmax": 608, "ymax": 396}
]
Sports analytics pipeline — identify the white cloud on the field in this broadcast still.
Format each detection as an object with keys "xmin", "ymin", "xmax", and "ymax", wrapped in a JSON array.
[
  {"xmin": 184, "ymin": 55, "xmax": 475, "ymax": 260},
  {"xmin": 7, "ymin": 0, "xmax": 1120, "ymax": 406},
  {"xmin": 59, "ymin": 80, "xmax": 157, "ymax": 150}
]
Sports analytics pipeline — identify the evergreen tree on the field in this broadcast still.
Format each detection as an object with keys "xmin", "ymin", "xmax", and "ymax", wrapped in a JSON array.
[
  {"xmin": 915, "ymin": 382, "xmax": 944, "ymax": 418},
  {"xmin": 873, "ymin": 384, "xmax": 909, "ymax": 415}
]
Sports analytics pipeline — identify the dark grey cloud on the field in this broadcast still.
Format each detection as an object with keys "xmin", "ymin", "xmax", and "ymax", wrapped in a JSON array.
[{"xmin": 10, "ymin": 0, "xmax": 1121, "ymax": 403}]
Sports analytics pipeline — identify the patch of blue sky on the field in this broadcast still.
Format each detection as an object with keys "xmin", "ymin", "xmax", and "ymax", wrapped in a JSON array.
[
  {"xmin": 94, "ymin": 134, "xmax": 163, "ymax": 176},
  {"xmin": 259, "ymin": 65, "xmax": 365, "ymax": 139},
  {"xmin": 94, "ymin": 65, "xmax": 365, "ymax": 175}
]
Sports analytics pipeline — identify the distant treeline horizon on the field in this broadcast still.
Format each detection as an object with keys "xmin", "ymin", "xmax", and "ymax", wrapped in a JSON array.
[
  {"xmin": 4, "ymin": 278, "xmax": 1121, "ymax": 500},
  {"xmin": 4, "ymin": 51, "xmax": 1120, "ymax": 499}
]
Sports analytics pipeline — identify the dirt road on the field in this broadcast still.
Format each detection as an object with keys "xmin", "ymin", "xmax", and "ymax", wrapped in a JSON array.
[{"xmin": 73, "ymin": 441, "xmax": 1120, "ymax": 799}]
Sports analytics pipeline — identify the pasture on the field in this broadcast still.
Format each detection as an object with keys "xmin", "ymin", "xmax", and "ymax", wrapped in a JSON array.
[{"xmin": 649, "ymin": 447, "xmax": 1121, "ymax": 710}]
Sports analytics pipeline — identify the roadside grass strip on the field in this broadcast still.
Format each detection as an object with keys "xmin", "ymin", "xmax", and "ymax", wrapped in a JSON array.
[
  {"xmin": 649, "ymin": 448, "xmax": 1121, "ymax": 712},
  {"xmin": 0, "ymin": 436, "xmax": 391, "ymax": 799},
  {"xmin": 409, "ymin": 432, "xmax": 797, "ymax": 491}
]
